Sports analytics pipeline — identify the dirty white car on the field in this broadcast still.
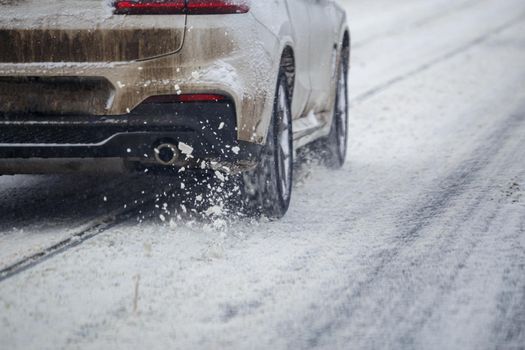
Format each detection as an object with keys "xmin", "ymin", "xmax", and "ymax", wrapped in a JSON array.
[{"xmin": 0, "ymin": 0, "xmax": 350, "ymax": 217}]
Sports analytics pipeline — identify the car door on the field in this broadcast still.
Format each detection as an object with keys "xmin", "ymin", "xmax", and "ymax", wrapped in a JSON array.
[{"xmin": 306, "ymin": 0, "xmax": 338, "ymax": 116}]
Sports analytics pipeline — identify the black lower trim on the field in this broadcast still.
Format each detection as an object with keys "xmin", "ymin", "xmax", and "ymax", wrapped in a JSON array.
[{"xmin": 0, "ymin": 101, "xmax": 262, "ymax": 164}]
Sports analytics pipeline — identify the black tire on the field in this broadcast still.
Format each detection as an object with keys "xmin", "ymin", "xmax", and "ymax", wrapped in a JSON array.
[
  {"xmin": 239, "ymin": 71, "xmax": 293, "ymax": 219},
  {"xmin": 321, "ymin": 49, "xmax": 349, "ymax": 169}
]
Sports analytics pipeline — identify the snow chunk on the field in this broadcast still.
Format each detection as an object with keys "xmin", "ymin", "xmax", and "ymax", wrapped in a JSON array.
[
  {"xmin": 178, "ymin": 142, "xmax": 193, "ymax": 157},
  {"xmin": 204, "ymin": 205, "xmax": 223, "ymax": 216},
  {"xmin": 215, "ymin": 171, "xmax": 225, "ymax": 182}
]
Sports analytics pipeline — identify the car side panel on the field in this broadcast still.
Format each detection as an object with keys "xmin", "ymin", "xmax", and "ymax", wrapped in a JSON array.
[
  {"xmin": 320, "ymin": 2, "xmax": 350, "ymax": 134},
  {"xmin": 306, "ymin": 0, "xmax": 340, "ymax": 116},
  {"xmin": 282, "ymin": 0, "xmax": 312, "ymax": 120}
]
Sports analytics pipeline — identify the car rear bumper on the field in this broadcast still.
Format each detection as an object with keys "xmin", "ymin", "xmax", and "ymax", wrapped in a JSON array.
[{"xmin": 0, "ymin": 100, "xmax": 262, "ymax": 174}]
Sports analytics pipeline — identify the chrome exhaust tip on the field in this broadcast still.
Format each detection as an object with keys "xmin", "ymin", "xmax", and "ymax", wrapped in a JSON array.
[{"xmin": 153, "ymin": 143, "xmax": 180, "ymax": 166}]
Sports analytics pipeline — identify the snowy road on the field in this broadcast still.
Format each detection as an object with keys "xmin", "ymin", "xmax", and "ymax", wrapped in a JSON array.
[{"xmin": 1, "ymin": 0, "xmax": 525, "ymax": 349}]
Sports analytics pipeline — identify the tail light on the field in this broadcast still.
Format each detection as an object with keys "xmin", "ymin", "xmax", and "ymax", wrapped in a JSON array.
[
  {"xmin": 114, "ymin": 1, "xmax": 185, "ymax": 15},
  {"xmin": 186, "ymin": 0, "xmax": 250, "ymax": 14},
  {"xmin": 114, "ymin": 0, "xmax": 250, "ymax": 15},
  {"xmin": 144, "ymin": 94, "xmax": 227, "ymax": 103}
]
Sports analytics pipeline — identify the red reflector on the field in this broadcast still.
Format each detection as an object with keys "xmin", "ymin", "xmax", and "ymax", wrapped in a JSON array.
[
  {"xmin": 186, "ymin": 0, "xmax": 250, "ymax": 14},
  {"xmin": 114, "ymin": 0, "xmax": 185, "ymax": 15},
  {"xmin": 114, "ymin": 0, "xmax": 249, "ymax": 15},
  {"xmin": 145, "ymin": 94, "xmax": 227, "ymax": 103}
]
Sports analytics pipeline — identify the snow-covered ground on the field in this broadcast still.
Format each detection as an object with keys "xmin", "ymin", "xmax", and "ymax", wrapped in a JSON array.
[{"xmin": 1, "ymin": 0, "xmax": 525, "ymax": 349}]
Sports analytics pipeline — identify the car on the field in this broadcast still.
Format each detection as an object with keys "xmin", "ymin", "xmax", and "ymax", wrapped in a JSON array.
[{"xmin": 0, "ymin": 0, "xmax": 350, "ymax": 218}]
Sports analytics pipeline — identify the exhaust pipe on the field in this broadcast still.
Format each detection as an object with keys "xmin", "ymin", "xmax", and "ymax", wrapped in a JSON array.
[{"xmin": 154, "ymin": 143, "xmax": 180, "ymax": 166}]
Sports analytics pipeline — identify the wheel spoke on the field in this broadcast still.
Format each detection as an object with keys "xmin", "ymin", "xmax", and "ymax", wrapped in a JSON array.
[
  {"xmin": 275, "ymin": 83, "xmax": 292, "ymax": 200},
  {"xmin": 279, "ymin": 148, "xmax": 288, "ymax": 195},
  {"xmin": 336, "ymin": 65, "xmax": 348, "ymax": 159}
]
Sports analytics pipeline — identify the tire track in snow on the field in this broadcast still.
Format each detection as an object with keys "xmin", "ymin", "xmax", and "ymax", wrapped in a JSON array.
[
  {"xmin": 352, "ymin": 0, "xmax": 483, "ymax": 49},
  {"xmin": 0, "ymin": 174, "xmax": 177, "ymax": 271},
  {"xmin": 0, "ymin": 196, "xmax": 155, "ymax": 282},
  {"xmin": 392, "ymin": 141, "xmax": 525, "ymax": 348},
  {"xmin": 0, "ymin": 173, "xmax": 229, "ymax": 283},
  {"xmin": 411, "ymin": 0, "xmax": 483, "ymax": 29},
  {"xmin": 351, "ymin": 12, "xmax": 525, "ymax": 105},
  {"xmin": 304, "ymin": 97, "xmax": 525, "ymax": 347},
  {"xmin": 489, "ymin": 210, "xmax": 525, "ymax": 348}
]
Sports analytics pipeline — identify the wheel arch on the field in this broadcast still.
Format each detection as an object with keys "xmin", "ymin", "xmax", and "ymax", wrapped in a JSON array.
[
  {"xmin": 280, "ymin": 45, "xmax": 296, "ymax": 102},
  {"xmin": 341, "ymin": 29, "xmax": 351, "ymax": 72}
]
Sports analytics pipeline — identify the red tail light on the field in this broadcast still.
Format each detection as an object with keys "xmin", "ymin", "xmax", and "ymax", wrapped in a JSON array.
[
  {"xmin": 186, "ymin": 0, "xmax": 250, "ymax": 14},
  {"xmin": 114, "ymin": 0, "xmax": 185, "ymax": 15},
  {"xmin": 144, "ymin": 94, "xmax": 227, "ymax": 103},
  {"xmin": 114, "ymin": 0, "xmax": 249, "ymax": 15}
]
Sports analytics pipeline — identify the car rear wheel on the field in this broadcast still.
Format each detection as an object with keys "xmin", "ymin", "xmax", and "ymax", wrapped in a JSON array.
[{"xmin": 239, "ymin": 71, "xmax": 293, "ymax": 219}]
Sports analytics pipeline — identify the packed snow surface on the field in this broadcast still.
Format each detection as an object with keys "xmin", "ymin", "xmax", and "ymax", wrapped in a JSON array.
[{"xmin": 1, "ymin": 0, "xmax": 525, "ymax": 349}]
